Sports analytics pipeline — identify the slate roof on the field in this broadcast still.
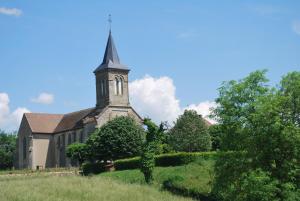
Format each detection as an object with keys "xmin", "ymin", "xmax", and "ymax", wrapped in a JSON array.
[
  {"xmin": 24, "ymin": 108, "xmax": 95, "ymax": 134},
  {"xmin": 94, "ymin": 31, "xmax": 128, "ymax": 73}
]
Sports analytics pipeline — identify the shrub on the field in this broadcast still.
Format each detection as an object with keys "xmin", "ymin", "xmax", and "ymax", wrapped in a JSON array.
[
  {"xmin": 156, "ymin": 152, "xmax": 217, "ymax": 167},
  {"xmin": 66, "ymin": 143, "xmax": 89, "ymax": 165},
  {"xmin": 81, "ymin": 162, "xmax": 105, "ymax": 176},
  {"xmin": 114, "ymin": 152, "xmax": 218, "ymax": 171},
  {"xmin": 114, "ymin": 157, "xmax": 140, "ymax": 170}
]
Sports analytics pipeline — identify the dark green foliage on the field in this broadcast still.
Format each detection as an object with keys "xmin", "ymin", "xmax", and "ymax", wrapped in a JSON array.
[
  {"xmin": 140, "ymin": 145, "xmax": 155, "ymax": 183},
  {"xmin": 140, "ymin": 118, "xmax": 164, "ymax": 184},
  {"xmin": 114, "ymin": 157, "xmax": 140, "ymax": 170},
  {"xmin": 155, "ymin": 152, "xmax": 217, "ymax": 167},
  {"xmin": 208, "ymin": 125, "xmax": 222, "ymax": 151},
  {"xmin": 0, "ymin": 130, "xmax": 17, "ymax": 170},
  {"xmin": 66, "ymin": 143, "xmax": 88, "ymax": 165},
  {"xmin": 169, "ymin": 110, "xmax": 211, "ymax": 152},
  {"xmin": 214, "ymin": 169, "xmax": 280, "ymax": 201},
  {"xmin": 86, "ymin": 116, "xmax": 144, "ymax": 162},
  {"xmin": 114, "ymin": 152, "xmax": 218, "ymax": 170},
  {"xmin": 213, "ymin": 70, "xmax": 269, "ymax": 151},
  {"xmin": 81, "ymin": 162, "xmax": 105, "ymax": 175},
  {"xmin": 212, "ymin": 70, "xmax": 300, "ymax": 201}
]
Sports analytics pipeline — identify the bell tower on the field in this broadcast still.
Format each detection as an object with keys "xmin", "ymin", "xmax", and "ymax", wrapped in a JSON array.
[{"xmin": 94, "ymin": 31, "xmax": 130, "ymax": 108}]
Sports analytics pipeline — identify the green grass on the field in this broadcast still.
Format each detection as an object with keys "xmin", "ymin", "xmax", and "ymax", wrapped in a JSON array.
[
  {"xmin": 0, "ymin": 167, "xmax": 78, "ymax": 175},
  {"xmin": 0, "ymin": 174, "xmax": 194, "ymax": 201},
  {"xmin": 101, "ymin": 159, "xmax": 215, "ymax": 196}
]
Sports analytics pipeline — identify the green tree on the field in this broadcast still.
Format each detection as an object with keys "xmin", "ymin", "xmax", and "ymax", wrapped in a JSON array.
[
  {"xmin": 212, "ymin": 70, "xmax": 300, "ymax": 201},
  {"xmin": 169, "ymin": 110, "xmax": 211, "ymax": 152},
  {"xmin": 86, "ymin": 116, "xmax": 144, "ymax": 162},
  {"xmin": 208, "ymin": 124, "xmax": 222, "ymax": 151},
  {"xmin": 140, "ymin": 118, "xmax": 165, "ymax": 184},
  {"xmin": 212, "ymin": 70, "xmax": 269, "ymax": 151},
  {"xmin": 0, "ymin": 130, "xmax": 17, "ymax": 170},
  {"xmin": 66, "ymin": 143, "xmax": 89, "ymax": 165}
]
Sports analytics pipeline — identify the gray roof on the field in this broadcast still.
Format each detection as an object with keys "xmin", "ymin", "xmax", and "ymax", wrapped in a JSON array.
[{"xmin": 94, "ymin": 31, "xmax": 128, "ymax": 73}]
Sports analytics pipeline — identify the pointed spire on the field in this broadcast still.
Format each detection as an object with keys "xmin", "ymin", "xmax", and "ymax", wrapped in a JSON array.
[
  {"xmin": 102, "ymin": 31, "xmax": 121, "ymax": 65},
  {"xmin": 94, "ymin": 31, "xmax": 128, "ymax": 73}
]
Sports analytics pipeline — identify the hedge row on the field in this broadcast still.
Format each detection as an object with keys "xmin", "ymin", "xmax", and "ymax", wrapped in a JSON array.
[{"xmin": 114, "ymin": 152, "xmax": 217, "ymax": 171}]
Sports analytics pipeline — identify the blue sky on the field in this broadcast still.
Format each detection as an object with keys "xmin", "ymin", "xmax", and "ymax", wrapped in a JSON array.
[{"xmin": 1, "ymin": 0, "xmax": 300, "ymax": 131}]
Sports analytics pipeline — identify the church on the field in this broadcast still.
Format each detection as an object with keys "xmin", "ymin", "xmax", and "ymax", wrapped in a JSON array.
[{"xmin": 15, "ymin": 31, "xmax": 142, "ymax": 169}]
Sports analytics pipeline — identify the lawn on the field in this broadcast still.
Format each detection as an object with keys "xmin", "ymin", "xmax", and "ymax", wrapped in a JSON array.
[
  {"xmin": 100, "ymin": 159, "xmax": 215, "ymax": 198},
  {"xmin": 0, "ymin": 174, "xmax": 194, "ymax": 201}
]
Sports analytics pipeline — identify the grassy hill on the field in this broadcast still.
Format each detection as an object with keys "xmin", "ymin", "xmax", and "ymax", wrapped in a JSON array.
[
  {"xmin": 0, "ymin": 174, "xmax": 194, "ymax": 201},
  {"xmin": 101, "ymin": 159, "xmax": 214, "ymax": 199}
]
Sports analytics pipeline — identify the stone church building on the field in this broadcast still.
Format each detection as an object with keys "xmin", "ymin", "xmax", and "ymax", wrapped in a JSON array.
[{"xmin": 15, "ymin": 31, "xmax": 142, "ymax": 169}]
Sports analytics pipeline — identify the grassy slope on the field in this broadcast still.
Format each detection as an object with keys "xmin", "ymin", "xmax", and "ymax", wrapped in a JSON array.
[
  {"xmin": 0, "ymin": 174, "xmax": 194, "ymax": 201},
  {"xmin": 101, "ymin": 159, "xmax": 214, "ymax": 196}
]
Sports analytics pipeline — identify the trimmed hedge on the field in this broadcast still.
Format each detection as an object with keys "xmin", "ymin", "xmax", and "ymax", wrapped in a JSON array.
[
  {"xmin": 114, "ymin": 152, "xmax": 217, "ymax": 171},
  {"xmin": 81, "ymin": 162, "xmax": 105, "ymax": 176},
  {"xmin": 114, "ymin": 157, "xmax": 140, "ymax": 171}
]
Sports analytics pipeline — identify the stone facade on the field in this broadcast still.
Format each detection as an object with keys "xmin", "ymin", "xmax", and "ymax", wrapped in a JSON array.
[{"xmin": 15, "ymin": 31, "xmax": 142, "ymax": 170}]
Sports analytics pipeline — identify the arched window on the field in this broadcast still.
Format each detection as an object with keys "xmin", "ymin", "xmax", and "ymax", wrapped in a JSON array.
[
  {"xmin": 80, "ymin": 131, "xmax": 84, "ymax": 143},
  {"xmin": 72, "ymin": 132, "xmax": 76, "ymax": 142},
  {"xmin": 23, "ymin": 137, "xmax": 27, "ymax": 159},
  {"xmin": 115, "ymin": 77, "xmax": 119, "ymax": 95},
  {"xmin": 68, "ymin": 134, "xmax": 71, "ymax": 145},
  {"xmin": 104, "ymin": 80, "xmax": 107, "ymax": 95},
  {"xmin": 115, "ymin": 77, "xmax": 123, "ymax": 95},
  {"xmin": 57, "ymin": 136, "xmax": 60, "ymax": 148},
  {"xmin": 118, "ymin": 78, "xmax": 123, "ymax": 95}
]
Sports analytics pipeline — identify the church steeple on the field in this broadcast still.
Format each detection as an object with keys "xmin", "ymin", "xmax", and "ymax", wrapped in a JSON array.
[
  {"xmin": 94, "ymin": 31, "xmax": 128, "ymax": 73},
  {"xmin": 94, "ymin": 29, "xmax": 130, "ymax": 108}
]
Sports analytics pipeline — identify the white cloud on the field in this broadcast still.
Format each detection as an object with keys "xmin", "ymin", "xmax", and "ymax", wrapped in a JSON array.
[
  {"xmin": 292, "ymin": 20, "xmax": 300, "ymax": 35},
  {"xmin": 184, "ymin": 101, "xmax": 217, "ymax": 124},
  {"xmin": 129, "ymin": 75, "xmax": 216, "ymax": 125},
  {"xmin": 31, "ymin": 93, "xmax": 54, "ymax": 105},
  {"xmin": 0, "ymin": 7, "xmax": 22, "ymax": 16},
  {"xmin": 0, "ymin": 93, "xmax": 30, "ymax": 132}
]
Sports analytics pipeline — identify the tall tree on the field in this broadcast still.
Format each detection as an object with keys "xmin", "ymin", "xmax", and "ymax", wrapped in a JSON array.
[
  {"xmin": 169, "ymin": 110, "xmax": 211, "ymax": 152},
  {"xmin": 0, "ymin": 130, "xmax": 17, "ymax": 169},
  {"xmin": 212, "ymin": 70, "xmax": 300, "ymax": 201},
  {"xmin": 86, "ymin": 116, "xmax": 144, "ymax": 162}
]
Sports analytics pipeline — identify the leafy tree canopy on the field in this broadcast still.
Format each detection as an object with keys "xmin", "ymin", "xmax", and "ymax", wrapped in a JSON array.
[
  {"xmin": 212, "ymin": 70, "xmax": 300, "ymax": 201},
  {"xmin": 0, "ymin": 130, "xmax": 17, "ymax": 169},
  {"xmin": 169, "ymin": 110, "xmax": 211, "ymax": 152},
  {"xmin": 86, "ymin": 116, "xmax": 144, "ymax": 162},
  {"xmin": 66, "ymin": 143, "xmax": 88, "ymax": 165}
]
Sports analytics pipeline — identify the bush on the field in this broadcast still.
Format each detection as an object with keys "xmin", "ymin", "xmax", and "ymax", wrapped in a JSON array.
[
  {"xmin": 114, "ymin": 157, "xmax": 140, "ymax": 170},
  {"xmin": 114, "ymin": 152, "xmax": 217, "ymax": 171},
  {"xmin": 81, "ymin": 162, "xmax": 105, "ymax": 176},
  {"xmin": 66, "ymin": 143, "xmax": 89, "ymax": 165},
  {"xmin": 156, "ymin": 152, "xmax": 217, "ymax": 167}
]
